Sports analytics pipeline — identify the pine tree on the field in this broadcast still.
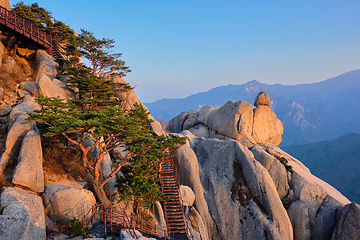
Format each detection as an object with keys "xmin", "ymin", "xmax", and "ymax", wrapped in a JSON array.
[
  {"xmin": 27, "ymin": 30, "xmax": 185, "ymax": 210},
  {"xmin": 117, "ymin": 106, "xmax": 185, "ymax": 218}
]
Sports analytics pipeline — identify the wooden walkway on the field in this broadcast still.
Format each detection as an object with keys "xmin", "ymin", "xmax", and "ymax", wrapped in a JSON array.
[{"xmin": 0, "ymin": 5, "xmax": 52, "ymax": 54}]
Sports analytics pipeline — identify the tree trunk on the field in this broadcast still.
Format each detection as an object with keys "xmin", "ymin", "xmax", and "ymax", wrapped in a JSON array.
[{"xmin": 92, "ymin": 179, "xmax": 112, "ymax": 206}]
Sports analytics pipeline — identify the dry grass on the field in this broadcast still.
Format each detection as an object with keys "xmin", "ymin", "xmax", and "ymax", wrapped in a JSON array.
[
  {"xmin": 42, "ymin": 137, "xmax": 87, "ymax": 182},
  {"xmin": 0, "ymin": 53, "xmax": 34, "ymax": 99}
]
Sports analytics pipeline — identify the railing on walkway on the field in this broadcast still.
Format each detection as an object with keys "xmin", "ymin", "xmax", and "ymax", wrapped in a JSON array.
[
  {"xmin": 82, "ymin": 203, "xmax": 170, "ymax": 239},
  {"xmin": 0, "ymin": 5, "xmax": 52, "ymax": 51}
]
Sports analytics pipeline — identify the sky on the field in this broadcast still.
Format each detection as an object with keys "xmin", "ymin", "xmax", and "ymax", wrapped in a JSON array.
[{"xmin": 11, "ymin": 0, "xmax": 360, "ymax": 103}]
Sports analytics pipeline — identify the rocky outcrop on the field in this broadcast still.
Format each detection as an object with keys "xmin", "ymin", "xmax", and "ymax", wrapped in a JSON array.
[
  {"xmin": 252, "ymin": 105, "xmax": 283, "ymax": 145},
  {"xmin": 254, "ymin": 91, "xmax": 271, "ymax": 106},
  {"xmin": 0, "ymin": 187, "xmax": 46, "ymax": 240},
  {"xmin": 19, "ymin": 81, "xmax": 40, "ymax": 96},
  {"xmin": 0, "ymin": 103, "xmax": 12, "ymax": 116},
  {"xmin": 0, "ymin": 40, "xmax": 5, "ymax": 68},
  {"xmin": 198, "ymin": 100, "xmax": 254, "ymax": 140},
  {"xmin": 0, "ymin": 0, "xmax": 11, "ymax": 10},
  {"xmin": 180, "ymin": 185, "xmax": 195, "ymax": 206},
  {"xmin": 331, "ymin": 202, "xmax": 360, "ymax": 240},
  {"xmin": 167, "ymin": 92, "xmax": 283, "ymax": 146},
  {"xmin": 43, "ymin": 186, "xmax": 96, "ymax": 224},
  {"xmin": 101, "ymin": 72, "xmax": 164, "ymax": 136},
  {"xmin": 34, "ymin": 50, "xmax": 58, "ymax": 83},
  {"xmin": 12, "ymin": 128, "xmax": 44, "ymax": 193},
  {"xmin": 0, "ymin": 95, "xmax": 40, "ymax": 180},
  {"xmin": 167, "ymin": 93, "xmax": 356, "ymax": 240},
  {"xmin": 38, "ymin": 74, "xmax": 69, "ymax": 100}
]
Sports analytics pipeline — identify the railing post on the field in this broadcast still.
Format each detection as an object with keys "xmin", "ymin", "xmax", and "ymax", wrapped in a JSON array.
[
  {"xmin": 110, "ymin": 208, "xmax": 113, "ymax": 233},
  {"xmin": 141, "ymin": 220, "xmax": 143, "ymax": 235},
  {"xmin": 5, "ymin": 7, "xmax": 7, "ymax": 25},
  {"xmin": 14, "ymin": 12, "xmax": 16, "ymax": 31},
  {"xmin": 91, "ymin": 206, "xmax": 94, "ymax": 224}
]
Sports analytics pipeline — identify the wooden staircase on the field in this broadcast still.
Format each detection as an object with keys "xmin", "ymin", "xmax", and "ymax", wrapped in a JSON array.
[{"xmin": 160, "ymin": 156, "xmax": 190, "ymax": 240}]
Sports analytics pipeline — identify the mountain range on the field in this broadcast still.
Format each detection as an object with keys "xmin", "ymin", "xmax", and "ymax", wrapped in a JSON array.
[
  {"xmin": 283, "ymin": 133, "xmax": 360, "ymax": 204},
  {"xmin": 145, "ymin": 69, "xmax": 360, "ymax": 146}
]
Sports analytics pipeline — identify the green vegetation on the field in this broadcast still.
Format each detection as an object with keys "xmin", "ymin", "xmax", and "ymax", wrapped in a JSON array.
[
  {"xmin": 27, "ymin": 29, "xmax": 184, "ymax": 214},
  {"xmin": 69, "ymin": 217, "xmax": 89, "ymax": 236},
  {"xmin": 117, "ymin": 106, "xmax": 185, "ymax": 218},
  {"xmin": 12, "ymin": 2, "xmax": 75, "ymax": 43}
]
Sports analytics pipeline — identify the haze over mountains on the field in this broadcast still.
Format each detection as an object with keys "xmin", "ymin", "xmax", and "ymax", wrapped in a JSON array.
[
  {"xmin": 283, "ymin": 133, "xmax": 360, "ymax": 204},
  {"xmin": 145, "ymin": 69, "xmax": 360, "ymax": 147}
]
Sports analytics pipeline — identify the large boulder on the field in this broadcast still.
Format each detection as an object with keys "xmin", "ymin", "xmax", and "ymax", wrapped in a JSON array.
[
  {"xmin": 287, "ymin": 200, "xmax": 311, "ymax": 240},
  {"xmin": 38, "ymin": 74, "xmax": 68, "ymax": 100},
  {"xmin": 0, "ymin": 215, "xmax": 33, "ymax": 240},
  {"xmin": 149, "ymin": 201, "xmax": 166, "ymax": 227},
  {"xmin": 254, "ymin": 91, "xmax": 271, "ymax": 106},
  {"xmin": 19, "ymin": 81, "xmax": 40, "ymax": 96},
  {"xmin": 198, "ymin": 101, "xmax": 254, "ymax": 141},
  {"xmin": 331, "ymin": 202, "xmax": 360, "ymax": 240},
  {"xmin": 314, "ymin": 195, "xmax": 344, "ymax": 240},
  {"xmin": 12, "ymin": 128, "xmax": 44, "ymax": 193},
  {"xmin": 34, "ymin": 50, "xmax": 58, "ymax": 83},
  {"xmin": 1, "ymin": 56, "xmax": 18, "ymax": 74},
  {"xmin": 252, "ymin": 105, "xmax": 283, "ymax": 146},
  {"xmin": 251, "ymin": 145, "xmax": 275, "ymax": 170},
  {"xmin": 0, "ymin": 103, "xmax": 12, "ymax": 117},
  {"xmin": 8, "ymin": 95, "xmax": 40, "ymax": 124},
  {"xmin": 179, "ymin": 185, "xmax": 195, "ymax": 207},
  {"xmin": 43, "ymin": 186, "xmax": 96, "ymax": 224},
  {"xmin": 268, "ymin": 158, "xmax": 290, "ymax": 199},
  {"xmin": 0, "ymin": 187, "xmax": 46, "ymax": 239},
  {"xmin": 0, "ymin": 96, "xmax": 39, "ymax": 178},
  {"xmin": 186, "ymin": 206, "xmax": 208, "ymax": 240},
  {"xmin": 166, "ymin": 110, "xmax": 199, "ymax": 133}
]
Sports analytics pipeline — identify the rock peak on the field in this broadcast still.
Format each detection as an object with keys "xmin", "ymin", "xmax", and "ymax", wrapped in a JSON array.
[{"xmin": 254, "ymin": 91, "xmax": 271, "ymax": 106}]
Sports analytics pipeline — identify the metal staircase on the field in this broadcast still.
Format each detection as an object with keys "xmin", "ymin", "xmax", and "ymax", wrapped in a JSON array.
[{"xmin": 159, "ymin": 156, "xmax": 190, "ymax": 240}]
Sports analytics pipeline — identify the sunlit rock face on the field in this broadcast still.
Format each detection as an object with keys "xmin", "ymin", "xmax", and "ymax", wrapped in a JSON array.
[
  {"xmin": 167, "ymin": 91, "xmax": 283, "ymax": 146},
  {"xmin": 0, "ymin": 0, "xmax": 11, "ymax": 10},
  {"xmin": 168, "ymin": 92, "xmax": 354, "ymax": 240}
]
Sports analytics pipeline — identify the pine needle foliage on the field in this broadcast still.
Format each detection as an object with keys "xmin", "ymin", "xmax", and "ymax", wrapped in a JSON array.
[
  {"xmin": 26, "ymin": 28, "xmax": 185, "ymax": 211},
  {"xmin": 12, "ymin": 2, "xmax": 75, "ymax": 43},
  {"xmin": 64, "ymin": 29, "xmax": 131, "ymax": 77},
  {"xmin": 117, "ymin": 106, "xmax": 185, "ymax": 213}
]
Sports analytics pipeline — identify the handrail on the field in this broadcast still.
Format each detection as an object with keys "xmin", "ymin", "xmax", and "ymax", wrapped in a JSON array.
[
  {"xmin": 0, "ymin": 5, "xmax": 53, "ymax": 54},
  {"xmin": 159, "ymin": 155, "xmax": 194, "ymax": 240},
  {"xmin": 82, "ymin": 203, "xmax": 169, "ymax": 239}
]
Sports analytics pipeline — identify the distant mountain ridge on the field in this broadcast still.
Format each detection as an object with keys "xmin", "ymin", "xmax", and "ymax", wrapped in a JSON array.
[
  {"xmin": 283, "ymin": 133, "xmax": 360, "ymax": 204},
  {"xmin": 145, "ymin": 69, "xmax": 360, "ymax": 146}
]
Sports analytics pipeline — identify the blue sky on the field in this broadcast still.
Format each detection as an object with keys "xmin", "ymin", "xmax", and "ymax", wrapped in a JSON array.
[{"xmin": 13, "ymin": 0, "xmax": 360, "ymax": 102}]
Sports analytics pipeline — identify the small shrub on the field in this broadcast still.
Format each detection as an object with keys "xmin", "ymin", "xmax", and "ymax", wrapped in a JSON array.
[{"xmin": 69, "ymin": 217, "xmax": 89, "ymax": 236}]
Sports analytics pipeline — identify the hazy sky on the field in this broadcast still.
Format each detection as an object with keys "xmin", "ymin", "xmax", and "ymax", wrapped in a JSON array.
[{"xmin": 13, "ymin": 0, "xmax": 360, "ymax": 102}]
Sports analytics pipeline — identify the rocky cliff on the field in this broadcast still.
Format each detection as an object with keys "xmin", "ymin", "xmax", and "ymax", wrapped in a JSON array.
[
  {"xmin": 1, "ymin": 22, "xmax": 360, "ymax": 240},
  {"xmin": 167, "ymin": 92, "xmax": 360, "ymax": 240}
]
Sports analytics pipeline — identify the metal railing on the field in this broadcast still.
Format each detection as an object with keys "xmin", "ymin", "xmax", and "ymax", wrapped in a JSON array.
[
  {"xmin": 0, "ymin": 5, "xmax": 52, "ymax": 51},
  {"xmin": 82, "ymin": 203, "xmax": 170, "ymax": 239},
  {"xmin": 159, "ymin": 155, "xmax": 194, "ymax": 240}
]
